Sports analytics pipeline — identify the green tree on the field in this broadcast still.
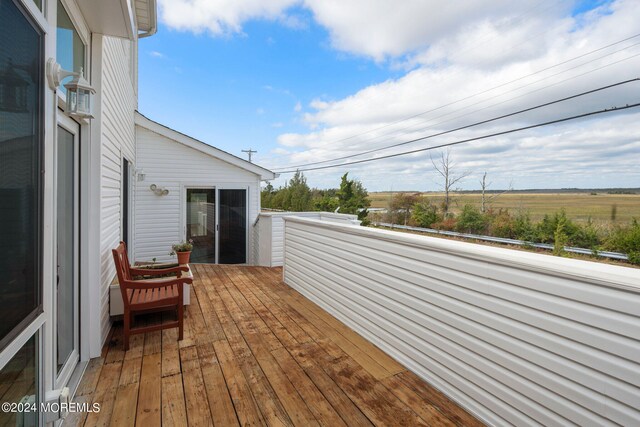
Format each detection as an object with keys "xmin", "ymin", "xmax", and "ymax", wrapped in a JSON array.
[
  {"xmin": 261, "ymin": 182, "xmax": 275, "ymax": 209},
  {"xmin": 283, "ymin": 170, "xmax": 313, "ymax": 211},
  {"xmin": 336, "ymin": 173, "xmax": 371, "ymax": 223}
]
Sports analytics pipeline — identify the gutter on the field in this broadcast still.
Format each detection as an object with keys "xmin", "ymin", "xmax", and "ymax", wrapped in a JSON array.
[{"xmin": 138, "ymin": 0, "xmax": 157, "ymax": 38}]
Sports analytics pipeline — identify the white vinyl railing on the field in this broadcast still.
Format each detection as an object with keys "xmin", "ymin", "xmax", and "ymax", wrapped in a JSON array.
[{"xmin": 282, "ymin": 216, "xmax": 640, "ymax": 427}]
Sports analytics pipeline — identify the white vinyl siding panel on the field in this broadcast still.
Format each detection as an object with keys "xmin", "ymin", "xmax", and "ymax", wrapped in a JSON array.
[
  {"xmin": 282, "ymin": 217, "xmax": 640, "ymax": 427},
  {"xmin": 99, "ymin": 36, "xmax": 136, "ymax": 343},
  {"xmin": 256, "ymin": 212, "xmax": 360, "ymax": 267},
  {"xmin": 134, "ymin": 126, "xmax": 261, "ymax": 264}
]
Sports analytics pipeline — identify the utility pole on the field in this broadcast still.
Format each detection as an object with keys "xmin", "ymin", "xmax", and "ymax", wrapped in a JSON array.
[{"xmin": 242, "ymin": 148, "xmax": 257, "ymax": 163}]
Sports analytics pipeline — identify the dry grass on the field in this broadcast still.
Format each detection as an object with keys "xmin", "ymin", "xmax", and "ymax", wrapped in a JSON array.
[{"xmin": 369, "ymin": 192, "xmax": 640, "ymax": 223}]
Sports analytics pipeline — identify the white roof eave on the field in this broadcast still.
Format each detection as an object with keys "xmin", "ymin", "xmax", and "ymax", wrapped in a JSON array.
[{"xmin": 134, "ymin": 112, "xmax": 277, "ymax": 181}]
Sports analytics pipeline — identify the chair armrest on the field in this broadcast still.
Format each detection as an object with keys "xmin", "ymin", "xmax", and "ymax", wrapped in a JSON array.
[
  {"xmin": 130, "ymin": 266, "xmax": 189, "ymax": 277},
  {"xmin": 121, "ymin": 277, "xmax": 192, "ymax": 290}
]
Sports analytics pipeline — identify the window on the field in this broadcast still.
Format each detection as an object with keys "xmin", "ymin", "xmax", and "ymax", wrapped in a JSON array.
[
  {"xmin": 0, "ymin": 335, "xmax": 38, "ymax": 427},
  {"xmin": 0, "ymin": 0, "xmax": 44, "ymax": 350},
  {"xmin": 56, "ymin": 0, "xmax": 85, "ymax": 95}
]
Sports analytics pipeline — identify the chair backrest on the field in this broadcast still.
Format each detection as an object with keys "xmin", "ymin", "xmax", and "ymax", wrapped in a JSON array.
[{"xmin": 112, "ymin": 241, "xmax": 133, "ymax": 305}]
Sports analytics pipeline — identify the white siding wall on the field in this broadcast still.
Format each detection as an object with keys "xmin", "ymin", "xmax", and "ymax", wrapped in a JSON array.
[
  {"xmin": 256, "ymin": 212, "xmax": 360, "ymax": 267},
  {"xmin": 134, "ymin": 126, "xmax": 261, "ymax": 264},
  {"xmin": 283, "ymin": 216, "xmax": 640, "ymax": 427},
  {"xmin": 99, "ymin": 36, "xmax": 136, "ymax": 344}
]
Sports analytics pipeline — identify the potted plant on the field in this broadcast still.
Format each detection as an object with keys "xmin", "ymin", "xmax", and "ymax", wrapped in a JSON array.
[{"xmin": 170, "ymin": 239, "xmax": 194, "ymax": 265}]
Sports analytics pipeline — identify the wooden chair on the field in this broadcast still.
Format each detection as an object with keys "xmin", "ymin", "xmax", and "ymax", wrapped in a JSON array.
[{"xmin": 112, "ymin": 241, "xmax": 191, "ymax": 350}]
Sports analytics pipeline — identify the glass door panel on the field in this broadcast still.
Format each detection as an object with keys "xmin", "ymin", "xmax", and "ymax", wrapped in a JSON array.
[
  {"xmin": 56, "ymin": 125, "xmax": 78, "ymax": 377},
  {"xmin": 186, "ymin": 188, "xmax": 215, "ymax": 263},
  {"xmin": 0, "ymin": 0, "xmax": 43, "ymax": 351},
  {"xmin": 218, "ymin": 189, "xmax": 247, "ymax": 264},
  {"xmin": 0, "ymin": 335, "xmax": 38, "ymax": 427}
]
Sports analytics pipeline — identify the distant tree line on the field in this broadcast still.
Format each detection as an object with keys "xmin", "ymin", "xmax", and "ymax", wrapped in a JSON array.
[
  {"xmin": 377, "ymin": 193, "xmax": 640, "ymax": 264},
  {"xmin": 261, "ymin": 171, "xmax": 371, "ymax": 224}
]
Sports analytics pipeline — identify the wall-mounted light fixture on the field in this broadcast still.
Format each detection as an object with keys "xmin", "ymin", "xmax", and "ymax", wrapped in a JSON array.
[
  {"xmin": 150, "ymin": 184, "xmax": 169, "ymax": 196},
  {"xmin": 135, "ymin": 168, "xmax": 146, "ymax": 181},
  {"xmin": 46, "ymin": 58, "xmax": 95, "ymax": 119}
]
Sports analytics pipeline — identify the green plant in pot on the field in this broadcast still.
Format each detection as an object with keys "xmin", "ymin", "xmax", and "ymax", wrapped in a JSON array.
[{"xmin": 170, "ymin": 239, "xmax": 194, "ymax": 265}]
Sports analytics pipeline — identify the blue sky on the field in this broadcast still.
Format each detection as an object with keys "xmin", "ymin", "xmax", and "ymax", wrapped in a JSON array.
[
  {"xmin": 138, "ymin": 0, "xmax": 640, "ymax": 191},
  {"xmin": 139, "ymin": 7, "xmax": 403, "ymax": 158}
]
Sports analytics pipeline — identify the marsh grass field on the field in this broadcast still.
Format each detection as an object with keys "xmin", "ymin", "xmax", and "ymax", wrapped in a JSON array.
[{"xmin": 369, "ymin": 191, "xmax": 640, "ymax": 224}]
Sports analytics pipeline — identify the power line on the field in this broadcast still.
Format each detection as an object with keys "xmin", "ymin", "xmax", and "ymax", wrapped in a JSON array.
[
  {"xmin": 265, "ymin": 32, "xmax": 640, "ymax": 165},
  {"xmin": 264, "ymin": 40, "xmax": 640, "ymax": 167},
  {"xmin": 276, "ymin": 102, "xmax": 640, "ymax": 174},
  {"xmin": 274, "ymin": 78, "xmax": 639, "ymax": 170}
]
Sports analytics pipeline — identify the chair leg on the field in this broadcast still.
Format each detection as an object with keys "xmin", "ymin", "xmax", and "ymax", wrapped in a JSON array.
[
  {"xmin": 177, "ymin": 302, "xmax": 184, "ymax": 341},
  {"xmin": 123, "ymin": 309, "xmax": 130, "ymax": 351}
]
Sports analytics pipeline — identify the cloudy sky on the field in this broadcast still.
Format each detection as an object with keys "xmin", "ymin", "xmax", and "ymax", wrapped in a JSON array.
[{"xmin": 138, "ymin": 0, "xmax": 640, "ymax": 191}]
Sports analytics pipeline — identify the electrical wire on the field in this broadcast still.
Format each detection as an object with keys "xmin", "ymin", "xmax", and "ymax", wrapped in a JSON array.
[
  {"xmin": 276, "ymin": 102, "xmax": 640, "ymax": 173},
  {"xmin": 273, "ymin": 78, "xmax": 639, "ymax": 170},
  {"xmin": 263, "ymin": 32, "xmax": 640, "ymax": 167}
]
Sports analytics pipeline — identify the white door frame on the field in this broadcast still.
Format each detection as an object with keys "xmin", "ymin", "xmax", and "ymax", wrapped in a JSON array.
[
  {"xmin": 181, "ymin": 185, "xmax": 216, "ymax": 263},
  {"xmin": 54, "ymin": 114, "xmax": 80, "ymax": 390}
]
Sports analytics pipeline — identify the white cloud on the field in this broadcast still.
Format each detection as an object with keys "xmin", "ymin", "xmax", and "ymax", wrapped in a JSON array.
[
  {"xmin": 256, "ymin": 108, "xmax": 265, "ymax": 115},
  {"xmin": 265, "ymin": 0, "xmax": 640, "ymax": 189},
  {"xmin": 158, "ymin": 0, "xmax": 298, "ymax": 35},
  {"xmin": 149, "ymin": 50, "xmax": 165, "ymax": 58},
  {"xmin": 157, "ymin": 0, "xmax": 640, "ymax": 190}
]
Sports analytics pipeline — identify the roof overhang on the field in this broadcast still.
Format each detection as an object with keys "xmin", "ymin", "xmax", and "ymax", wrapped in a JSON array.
[
  {"xmin": 135, "ymin": 112, "xmax": 277, "ymax": 181},
  {"xmin": 77, "ymin": 0, "xmax": 157, "ymax": 39}
]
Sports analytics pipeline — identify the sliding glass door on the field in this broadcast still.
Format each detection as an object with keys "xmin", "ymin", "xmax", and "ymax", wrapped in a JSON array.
[
  {"xmin": 218, "ymin": 189, "xmax": 247, "ymax": 264},
  {"xmin": 0, "ymin": 1, "xmax": 44, "ymax": 425},
  {"xmin": 186, "ymin": 188, "xmax": 216, "ymax": 263},
  {"xmin": 55, "ymin": 117, "xmax": 79, "ymax": 386},
  {"xmin": 185, "ymin": 187, "xmax": 247, "ymax": 264}
]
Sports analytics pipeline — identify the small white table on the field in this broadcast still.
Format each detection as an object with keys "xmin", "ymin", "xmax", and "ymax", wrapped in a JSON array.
[{"xmin": 109, "ymin": 264, "xmax": 192, "ymax": 317}]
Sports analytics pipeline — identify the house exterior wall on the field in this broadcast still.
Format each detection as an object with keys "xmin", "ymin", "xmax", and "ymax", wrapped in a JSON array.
[
  {"xmin": 98, "ymin": 35, "xmax": 137, "ymax": 348},
  {"xmin": 282, "ymin": 216, "xmax": 640, "ymax": 427},
  {"xmin": 134, "ymin": 126, "xmax": 261, "ymax": 264}
]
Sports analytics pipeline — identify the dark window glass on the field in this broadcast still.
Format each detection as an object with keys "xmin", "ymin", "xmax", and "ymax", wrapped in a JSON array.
[
  {"xmin": 0, "ymin": 334, "xmax": 38, "ymax": 427},
  {"xmin": 219, "ymin": 189, "xmax": 247, "ymax": 264},
  {"xmin": 122, "ymin": 159, "xmax": 129, "ymax": 247},
  {"xmin": 0, "ymin": 0, "xmax": 43, "ymax": 350}
]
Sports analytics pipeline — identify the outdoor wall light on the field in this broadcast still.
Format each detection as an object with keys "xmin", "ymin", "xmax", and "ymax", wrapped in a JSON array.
[
  {"xmin": 135, "ymin": 168, "xmax": 146, "ymax": 181},
  {"xmin": 46, "ymin": 58, "xmax": 96, "ymax": 119},
  {"xmin": 150, "ymin": 184, "xmax": 169, "ymax": 196}
]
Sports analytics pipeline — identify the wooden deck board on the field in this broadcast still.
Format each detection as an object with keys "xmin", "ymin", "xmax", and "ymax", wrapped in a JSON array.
[{"xmin": 72, "ymin": 264, "xmax": 483, "ymax": 427}]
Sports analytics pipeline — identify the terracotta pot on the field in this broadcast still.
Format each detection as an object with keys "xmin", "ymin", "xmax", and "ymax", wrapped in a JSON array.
[{"xmin": 176, "ymin": 251, "xmax": 191, "ymax": 265}]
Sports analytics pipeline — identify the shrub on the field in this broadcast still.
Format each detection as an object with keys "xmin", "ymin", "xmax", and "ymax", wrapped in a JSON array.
[
  {"xmin": 513, "ymin": 211, "xmax": 536, "ymax": 241},
  {"xmin": 432, "ymin": 217, "xmax": 457, "ymax": 231},
  {"xmin": 487, "ymin": 209, "xmax": 517, "ymax": 238},
  {"xmin": 412, "ymin": 202, "xmax": 440, "ymax": 228},
  {"xmin": 603, "ymin": 218, "xmax": 640, "ymax": 265},
  {"xmin": 456, "ymin": 204, "xmax": 487, "ymax": 234},
  {"xmin": 536, "ymin": 210, "xmax": 581, "ymax": 244}
]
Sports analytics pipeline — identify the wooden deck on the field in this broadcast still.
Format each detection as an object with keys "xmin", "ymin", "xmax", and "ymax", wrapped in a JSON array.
[{"xmin": 70, "ymin": 265, "xmax": 483, "ymax": 427}]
